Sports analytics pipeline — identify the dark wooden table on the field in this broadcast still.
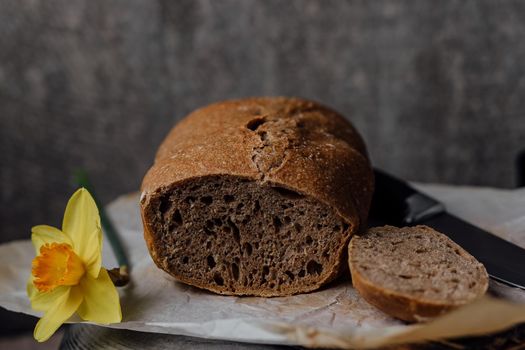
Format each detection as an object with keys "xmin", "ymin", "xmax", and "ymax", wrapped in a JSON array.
[{"xmin": 60, "ymin": 323, "xmax": 525, "ymax": 350}]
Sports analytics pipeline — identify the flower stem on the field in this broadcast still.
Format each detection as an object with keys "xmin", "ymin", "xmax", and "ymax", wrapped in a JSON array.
[
  {"xmin": 108, "ymin": 266, "xmax": 130, "ymax": 286},
  {"xmin": 73, "ymin": 170, "xmax": 130, "ymax": 278}
]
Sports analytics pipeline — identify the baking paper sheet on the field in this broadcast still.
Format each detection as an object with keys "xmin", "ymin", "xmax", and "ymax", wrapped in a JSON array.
[{"xmin": 1, "ymin": 184, "xmax": 525, "ymax": 348}]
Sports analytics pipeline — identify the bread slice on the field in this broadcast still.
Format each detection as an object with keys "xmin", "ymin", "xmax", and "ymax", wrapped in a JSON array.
[
  {"xmin": 141, "ymin": 97, "xmax": 374, "ymax": 296},
  {"xmin": 348, "ymin": 225, "xmax": 489, "ymax": 322}
]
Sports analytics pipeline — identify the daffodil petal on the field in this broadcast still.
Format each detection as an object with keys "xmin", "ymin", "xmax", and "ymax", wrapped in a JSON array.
[
  {"xmin": 31, "ymin": 225, "xmax": 72, "ymax": 255},
  {"xmin": 27, "ymin": 278, "xmax": 69, "ymax": 312},
  {"xmin": 77, "ymin": 268, "xmax": 121, "ymax": 324},
  {"xmin": 83, "ymin": 228, "xmax": 102, "ymax": 278},
  {"xmin": 33, "ymin": 286, "xmax": 83, "ymax": 342},
  {"xmin": 62, "ymin": 188, "xmax": 101, "ymax": 260}
]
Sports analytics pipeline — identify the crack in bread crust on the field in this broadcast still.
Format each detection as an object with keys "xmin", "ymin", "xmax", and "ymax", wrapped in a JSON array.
[
  {"xmin": 246, "ymin": 101, "xmax": 366, "ymax": 184},
  {"xmin": 249, "ymin": 117, "xmax": 294, "ymax": 181}
]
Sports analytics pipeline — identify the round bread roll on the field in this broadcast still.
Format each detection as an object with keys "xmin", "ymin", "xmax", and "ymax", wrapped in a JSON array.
[{"xmin": 141, "ymin": 97, "xmax": 373, "ymax": 296}]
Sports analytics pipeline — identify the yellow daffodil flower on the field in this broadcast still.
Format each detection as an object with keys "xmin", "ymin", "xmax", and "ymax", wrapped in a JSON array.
[{"xmin": 27, "ymin": 188, "xmax": 122, "ymax": 342}]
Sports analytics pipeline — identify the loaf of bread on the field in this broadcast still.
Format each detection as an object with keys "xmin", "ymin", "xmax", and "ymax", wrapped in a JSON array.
[
  {"xmin": 348, "ymin": 225, "xmax": 489, "ymax": 322},
  {"xmin": 140, "ymin": 97, "xmax": 374, "ymax": 296}
]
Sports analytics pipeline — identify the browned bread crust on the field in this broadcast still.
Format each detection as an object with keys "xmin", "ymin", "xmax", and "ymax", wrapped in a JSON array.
[
  {"xmin": 348, "ymin": 225, "xmax": 489, "ymax": 322},
  {"xmin": 141, "ymin": 97, "xmax": 373, "ymax": 296}
]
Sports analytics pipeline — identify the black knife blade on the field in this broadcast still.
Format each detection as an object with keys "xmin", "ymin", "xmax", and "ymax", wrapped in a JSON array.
[{"xmin": 370, "ymin": 169, "xmax": 525, "ymax": 290}]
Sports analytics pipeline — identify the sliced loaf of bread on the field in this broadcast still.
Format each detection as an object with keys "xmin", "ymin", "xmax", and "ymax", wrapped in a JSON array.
[
  {"xmin": 348, "ymin": 225, "xmax": 489, "ymax": 322},
  {"xmin": 141, "ymin": 97, "xmax": 374, "ymax": 296}
]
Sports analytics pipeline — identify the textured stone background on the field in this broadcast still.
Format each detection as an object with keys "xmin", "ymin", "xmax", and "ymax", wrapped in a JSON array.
[{"xmin": 1, "ymin": 0, "xmax": 525, "ymax": 247}]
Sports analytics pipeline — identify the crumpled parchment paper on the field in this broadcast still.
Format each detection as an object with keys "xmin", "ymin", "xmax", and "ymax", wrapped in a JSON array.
[{"xmin": 1, "ymin": 183, "xmax": 525, "ymax": 349}]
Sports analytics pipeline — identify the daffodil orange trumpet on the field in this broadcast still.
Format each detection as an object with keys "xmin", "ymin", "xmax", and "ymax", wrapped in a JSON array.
[{"xmin": 27, "ymin": 188, "xmax": 122, "ymax": 342}]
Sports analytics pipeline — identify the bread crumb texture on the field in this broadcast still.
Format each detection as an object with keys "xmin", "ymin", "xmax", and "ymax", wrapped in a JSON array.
[{"xmin": 349, "ymin": 225, "xmax": 489, "ymax": 321}]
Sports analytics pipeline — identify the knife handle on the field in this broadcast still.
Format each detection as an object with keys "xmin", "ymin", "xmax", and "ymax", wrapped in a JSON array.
[{"xmin": 371, "ymin": 169, "xmax": 445, "ymax": 226}]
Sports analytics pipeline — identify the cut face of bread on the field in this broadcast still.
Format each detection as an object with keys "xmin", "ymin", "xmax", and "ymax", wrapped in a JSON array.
[
  {"xmin": 143, "ymin": 175, "xmax": 351, "ymax": 296},
  {"xmin": 348, "ymin": 225, "xmax": 489, "ymax": 322}
]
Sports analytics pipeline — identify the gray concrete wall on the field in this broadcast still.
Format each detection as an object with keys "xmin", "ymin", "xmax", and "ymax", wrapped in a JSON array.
[{"xmin": 1, "ymin": 0, "xmax": 525, "ymax": 243}]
